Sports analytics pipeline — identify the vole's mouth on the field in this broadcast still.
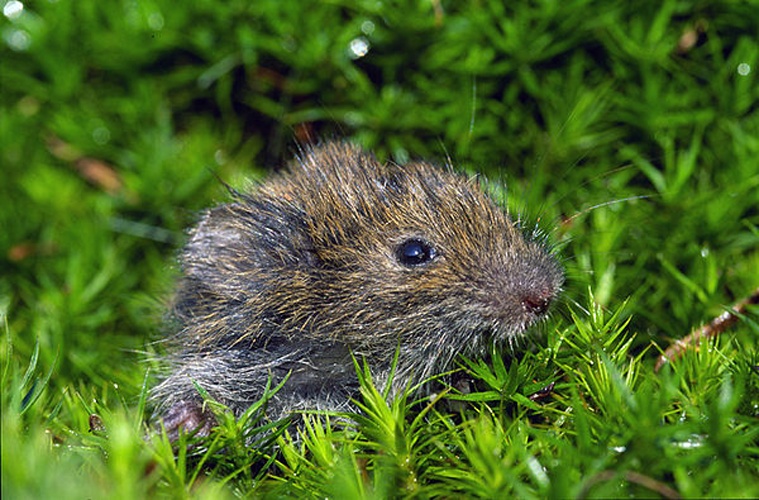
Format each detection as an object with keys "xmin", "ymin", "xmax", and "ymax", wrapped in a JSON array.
[{"xmin": 479, "ymin": 303, "xmax": 555, "ymax": 349}]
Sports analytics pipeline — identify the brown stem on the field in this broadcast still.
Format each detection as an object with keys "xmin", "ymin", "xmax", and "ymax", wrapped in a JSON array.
[{"xmin": 655, "ymin": 287, "xmax": 759, "ymax": 372}]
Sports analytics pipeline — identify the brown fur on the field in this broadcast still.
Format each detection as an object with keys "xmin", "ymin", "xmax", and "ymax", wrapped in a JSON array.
[{"xmin": 151, "ymin": 142, "xmax": 563, "ymax": 435}]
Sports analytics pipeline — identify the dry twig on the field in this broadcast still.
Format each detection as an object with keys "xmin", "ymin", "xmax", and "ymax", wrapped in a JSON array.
[{"xmin": 655, "ymin": 287, "xmax": 759, "ymax": 372}]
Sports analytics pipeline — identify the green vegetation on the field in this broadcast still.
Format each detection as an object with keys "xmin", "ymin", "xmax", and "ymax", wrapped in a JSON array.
[{"xmin": 2, "ymin": 0, "xmax": 758, "ymax": 497}]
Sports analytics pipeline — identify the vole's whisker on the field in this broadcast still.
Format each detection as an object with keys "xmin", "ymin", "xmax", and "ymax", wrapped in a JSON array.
[{"xmin": 564, "ymin": 195, "xmax": 654, "ymax": 224}]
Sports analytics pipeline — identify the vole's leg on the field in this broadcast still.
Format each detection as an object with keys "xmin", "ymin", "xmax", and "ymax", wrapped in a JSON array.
[{"xmin": 159, "ymin": 399, "xmax": 215, "ymax": 441}]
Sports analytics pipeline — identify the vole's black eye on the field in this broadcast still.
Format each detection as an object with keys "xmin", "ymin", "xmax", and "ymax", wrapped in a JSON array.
[{"xmin": 395, "ymin": 239, "xmax": 437, "ymax": 267}]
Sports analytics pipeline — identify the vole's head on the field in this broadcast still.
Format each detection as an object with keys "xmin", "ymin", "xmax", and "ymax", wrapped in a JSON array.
[{"xmin": 179, "ymin": 142, "xmax": 563, "ymax": 383}]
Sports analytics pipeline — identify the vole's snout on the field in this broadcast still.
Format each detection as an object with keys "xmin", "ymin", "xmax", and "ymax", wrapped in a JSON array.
[
  {"xmin": 485, "ymin": 257, "xmax": 562, "ymax": 329},
  {"xmin": 484, "ymin": 283, "xmax": 558, "ymax": 328}
]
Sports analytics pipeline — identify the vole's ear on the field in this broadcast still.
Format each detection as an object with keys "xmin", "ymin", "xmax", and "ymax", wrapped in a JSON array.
[
  {"xmin": 182, "ymin": 200, "xmax": 319, "ymax": 287},
  {"xmin": 181, "ymin": 204, "xmax": 264, "ymax": 295},
  {"xmin": 170, "ymin": 204, "xmax": 258, "ymax": 325},
  {"xmin": 186, "ymin": 205, "xmax": 244, "ymax": 263}
]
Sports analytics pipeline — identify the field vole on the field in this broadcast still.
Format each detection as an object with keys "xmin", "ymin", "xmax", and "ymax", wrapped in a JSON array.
[{"xmin": 151, "ymin": 142, "xmax": 563, "ymax": 436}]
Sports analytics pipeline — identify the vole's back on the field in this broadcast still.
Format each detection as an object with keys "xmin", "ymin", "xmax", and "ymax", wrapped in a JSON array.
[{"xmin": 152, "ymin": 142, "xmax": 563, "ymax": 435}]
